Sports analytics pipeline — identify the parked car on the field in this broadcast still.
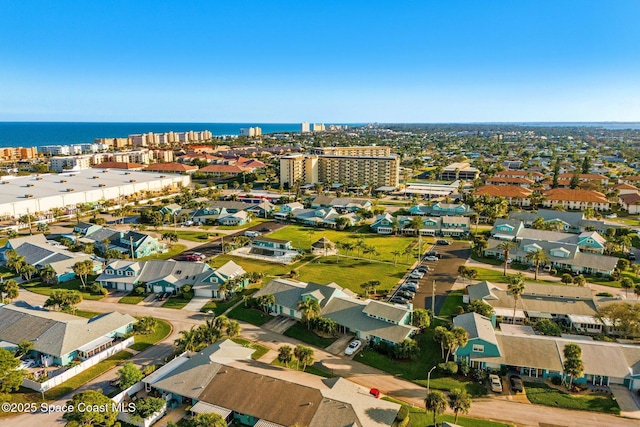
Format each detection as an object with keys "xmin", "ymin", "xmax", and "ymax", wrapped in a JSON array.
[
  {"xmin": 426, "ymin": 250, "xmax": 438, "ymax": 256},
  {"xmin": 409, "ymin": 271, "xmax": 424, "ymax": 279},
  {"xmin": 424, "ymin": 256, "xmax": 439, "ymax": 262},
  {"xmin": 416, "ymin": 266, "xmax": 429, "ymax": 273},
  {"xmin": 436, "ymin": 239, "xmax": 450, "ymax": 245},
  {"xmin": 369, "ymin": 388, "xmax": 381, "ymax": 398},
  {"xmin": 489, "ymin": 374, "xmax": 503, "ymax": 393},
  {"xmin": 20, "ymin": 359, "xmax": 36, "ymax": 369},
  {"xmin": 109, "ymin": 378, "xmax": 121, "ymax": 387},
  {"xmin": 628, "ymin": 253, "xmax": 636, "ymax": 261},
  {"xmin": 397, "ymin": 290, "xmax": 415, "ymax": 299},
  {"xmin": 509, "ymin": 374, "xmax": 524, "ymax": 393},
  {"xmin": 260, "ymin": 227, "xmax": 271, "ymax": 232},
  {"xmin": 244, "ymin": 230, "xmax": 261, "ymax": 238},
  {"xmin": 185, "ymin": 252, "xmax": 206, "ymax": 261},
  {"xmin": 183, "ymin": 220, "xmax": 194, "ymax": 226},
  {"xmin": 402, "ymin": 284, "xmax": 418, "ymax": 293},
  {"xmin": 345, "ymin": 340, "xmax": 362, "ymax": 356},
  {"xmin": 390, "ymin": 296, "xmax": 409, "ymax": 305}
]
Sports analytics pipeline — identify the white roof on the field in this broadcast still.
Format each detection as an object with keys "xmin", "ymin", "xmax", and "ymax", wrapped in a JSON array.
[
  {"xmin": 190, "ymin": 401, "xmax": 233, "ymax": 418},
  {"xmin": 76, "ymin": 335, "xmax": 114, "ymax": 353}
]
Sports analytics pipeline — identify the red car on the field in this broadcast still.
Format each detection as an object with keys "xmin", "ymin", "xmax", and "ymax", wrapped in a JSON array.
[
  {"xmin": 369, "ymin": 388, "xmax": 380, "ymax": 398},
  {"xmin": 185, "ymin": 252, "xmax": 206, "ymax": 261}
]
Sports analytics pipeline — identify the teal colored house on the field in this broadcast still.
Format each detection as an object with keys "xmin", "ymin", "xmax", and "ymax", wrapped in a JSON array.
[
  {"xmin": 453, "ymin": 313, "xmax": 501, "ymax": 369},
  {"xmin": 0, "ymin": 303, "xmax": 134, "ymax": 367},
  {"xmin": 370, "ymin": 213, "xmax": 395, "ymax": 234},
  {"xmin": 193, "ymin": 260, "xmax": 248, "ymax": 299},
  {"xmin": 408, "ymin": 203, "xmax": 474, "ymax": 217},
  {"xmin": 576, "ymin": 231, "xmax": 606, "ymax": 254}
]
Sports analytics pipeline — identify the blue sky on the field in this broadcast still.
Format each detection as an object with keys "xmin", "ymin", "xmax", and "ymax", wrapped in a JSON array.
[{"xmin": 1, "ymin": 0, "xmax": 639, "ymax": 122}]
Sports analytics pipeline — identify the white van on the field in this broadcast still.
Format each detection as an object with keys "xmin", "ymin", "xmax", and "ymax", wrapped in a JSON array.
[{"xmin": 244, "ymin": 230, "xmax": 261, "ymax": 238}]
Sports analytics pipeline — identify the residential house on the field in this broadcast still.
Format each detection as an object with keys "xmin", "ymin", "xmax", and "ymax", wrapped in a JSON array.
[
  {"xmin": 310, "ymin": 196, "xmax": 372, "ymax": 213},
  {"xmin": 370, "ymin": 213, "xmax": 396, "ymax": 234},
  {"xmin": 619, "ymin": 193, "xmax": 640, "ymax": 214},
  {"xmin": 254, "ymin": 279, "xmax": 417, "ymax": 345},
  {"xmin": 542, "ymin": 173, "xmax": 610, "ymax": 189},
  {"xmin": 371, "ymin": 214, "xmax": 469, "ymax": 236},
  {"xmin": 493, "ymin": 170, "xmax": 545, "ymax": 182},
  {"xmin": 620, "ymin": 176, "xmax": 640, "ymax": 186},
  {"xmin": 96, "ymin": 259, "xmax": 212, "ymax": 293},
  {"xmin": 249, "ymin": 237, "xmax": 300, "ymax": 262},
  {"xmin": 508, "ymin": 209, "xmax": 585, "ymax": 233},
  {"xmin": 192, "ymin": 260, "xmax": 248, "ymax": 299},
  {"xmin": 1, "ymin": 234, "xmax": 100, "ymax": 282},
  {"xmin": 612, "ymin": 183, "xmax": 639, "ymax": 196},
  {"xmin": 143, "ymin": 339, "xmax": 400, "ymax": 426},
  {"xmin": 143, "ymin": 162, "xmax": 198, "ymax": 174},
  {"xmin": 453, "ymin": 313, "xmax": 640, "ymax": 390},
  {"xmin": 72, "ymin": 222, "xmax": 167, "ymax": 258},
  {"xmin": 473, "ymin": 185, "xmax": 533, "ymax": 207},
  {"xmin": 159, "ymin": 204, "xmax": 182, "ymax": 217},
  {"xmin": 0, "ymin": 302, "xmax": 134, "ymax": 367},
  {"xmin": 407, "ymin": 202, "xmax": 474, "ymax": 217},
  {"xmin": 245, "ymin": 200, "xmax": 275, "ymax": 218},
  {"xmin": 218, "ymin": 210, "xmax": 249, "ymax": 226},
  {"xmin": 542, "ymin": 189, "xmax": 610, "ymax": 212},
  {"xmin": 486, "ymin": 176, "xmax": 534, "ymax": 188},
  {"xmin": 289, "ymin": 207, "xmax": 359, "ymax": 228}
]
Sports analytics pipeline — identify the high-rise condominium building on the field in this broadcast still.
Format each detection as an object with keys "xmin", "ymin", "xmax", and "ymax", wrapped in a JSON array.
[
  {"xmin": 301, "ymin": 122, "xmax": 310, "ymax": 133},
  {"xmin": 312, "ymin": 123, "xmax": 325, "ymax": 132},
  {"xmin": 240, "ymin": 127, "xmax": 262, "ymax": 137},
  {"xmin": 279, "ymin": 154, "xmax": 318, "ymax": 186},
  {"xmin": 310, "ymin": 146, "xmax": 392, "ymax": 157}
]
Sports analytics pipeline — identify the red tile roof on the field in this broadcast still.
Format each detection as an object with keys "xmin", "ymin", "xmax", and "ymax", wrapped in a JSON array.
[
  {"xmin": 543, "ymin": 189, "xmax": 609, "ymax": 203},
  {"xmin": 199, "ymin": 164, "xmax": 246, "ymax": 174},
  {"xmin": 474, "ymin": 185, "xmax": 533, "ymax": 198},
  {"xmin": 92, "ymin": 161, "xmax": 145, "ymax": 170},
  {"xmin": 143, "ymin": 162, "xmax": 198, "ymax": 172},
  {"xmin": 486, "ymin": 177, "xmax": 534, "ymax": 185},
  {"xmin": 620, "ymin": 193, "xmax": 640, "ymax": 205}
]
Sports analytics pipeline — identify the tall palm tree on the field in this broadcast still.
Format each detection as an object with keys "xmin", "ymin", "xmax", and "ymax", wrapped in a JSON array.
[
  {"xmin": 297, "ymin": 298, "xmax": 321, "ymax": 329},
  {"xmin": 497, "ymin": 241, "xmax": 518, "ymax": 276},
  {"xmin": 175, "ymin": 327, "xmax": 199, "ymax": 352},
  {"xmin": 525, "ymin": 248, "xmax": 551, "ymax": 280},
  {"xmin": 424, "ymin": 391, "xmax": 447, "ymax": 426},
  {"xmin": 391, "ymin": 250, "xmax": 402, "ymax": 266},
  {"xmin": 448, "ymin": 389, "xmax": 472, "ymax": 424},
  {"xmin": 507, "ymin": 274, "xmax": 526, "ymax": 324},
  {"xmin": 40, "ymin": 264, "xmax": 57, "ymax": 284}
]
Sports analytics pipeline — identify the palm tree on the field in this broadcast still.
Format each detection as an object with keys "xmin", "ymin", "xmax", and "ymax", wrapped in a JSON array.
[
  {"xmin": 277, "ymin": 345, "xmax": 293, "ymax": 367},
  {"xmin": 175, "ymin": 327, "xmax": 199, "ymax": 352},
  {"xmin": 40, "ymin": 264, "xmax": 57, "ymax": 284},
  {"xmin": 497, "ymin": 241, "xmax": 518, "ymax": 276},
  {"xmin": 448, "ymin": 389, "xmax": 472, "ymax": 424},
  {"xmin": 424, "ymin": 390, "xmax": 447, "ymax": 426},
  {"xmin": 293, "ymin": 344, "xmax": 314, "ymax": 372},
  {"xmin": 507, "ymin": 274, "xmax": 526, "ymax": 324},
  {"xmin": 354, "ymin": 237, "xmax": 366, "ymax": 258},
  {"xmin": 257, "ymin": 294, "xmax": 275, "ymax": 314},
  {"xmin": 297, "ymin": 298, "xmax": 321, "ymax": 328},
  {"xmin": 391, "ymin": 250, "xmax": 402, "ymax": 266},
  {"xmin": 525, "ymin": 248, "xmax": 551, "ymax": 280},
  {"xmin": 20, "ymin": 264, "xmax": 37, "ymax": 281},
  {"xmin": 0, "ymin": 279, "xmax": 19, "ymax": 303},
  {"xmin": 6, "ymin": 253, "xmax": 26, "ymax": 275},
  {"xmin": 410, "ymin": 216, "xmax": 424, "ymax": 236},
  {"xmin": 225, "ymin": 320, "xmax": 241, "ymax": 338}
]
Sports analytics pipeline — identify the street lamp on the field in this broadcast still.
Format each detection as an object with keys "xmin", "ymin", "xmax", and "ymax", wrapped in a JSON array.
[{"xmin": 427, "ymin": 365, "xmax": 436, "ymax": 395}]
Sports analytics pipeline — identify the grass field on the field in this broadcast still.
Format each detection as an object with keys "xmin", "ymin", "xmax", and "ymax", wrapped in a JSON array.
[
  {"xmin": 383, "ymin": 397, "xmax": 513, "ymax": 427},
  {"xmin": 230, "ymin": 337, "xmax": 270, "ymax": 360},
  {"xmin": 21, "ymin": 276, "xmax": 105, "ymax": 301},
  {"xmin": 217, "ymin": 217, "xmax": 270, "ymax": 230},
  {"xmin": 271, "ymin": 359, "xmax": 334, "ymax": 378},
  {"xmin": 118, "ymin": 293, "xmax": 146, "ymax": 304},
  {"xmin": 359, "ymin": 321, "xmax": 487, "ymax": 397},
  {"xmin": 298, "ymin": 256, "xmax": 407, "ymax": 294},
  {"xmin": 200, "ymin": 289, "xmax": 257, "ymax": 315},
  {"xmin": 227, "ymin": 305, "xmax": 271, "ymax": 326},
  {"xmin": 524, "ymin": 381, "xmax": 620, "ymax": 414},
  {"xmin": 130, "ymin": 319, "xmax": 172, "ymax": 351},
  {"xmin": 0, "ymin": 388, "xmax": 44, "ymax": 419},
  {"xmin": 473, "ymin": 267, "xmax": 557, "ymax": 285},
  {"xmin": 267, "ymin": 225, "xmax": 429, "ymax": 265},
  {"xmin": 73, "ymin": 309, "xmax": 103, "ymax": 319},
  {"xmin": 161, "ymin": 291, "xmax": 193, "ymax": 309},
  {"xmin": 137, "ymin": 244, "xmax": 187, "ymax": 261},
  {"xmin": 159, "ymin": 230, "xmax": 220, "ymax": 242},
  {"xmin": 283, "ymin": 323, "xmax": 338, "ymax": 348},
  {"xmin": 44, "ymin": 351, "xmax": 134, "ymax": 400},
  {"xmin": 211, "ymin": 254, "xmax": 315, "ymax": 277},
  {"xmin": 438, "ymin": 289, "xmax": 465, "ymax": 317}
]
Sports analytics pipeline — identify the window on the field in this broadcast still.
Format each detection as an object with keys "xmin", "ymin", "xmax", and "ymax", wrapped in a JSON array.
[
  {"xmin": 106, "ymin": 269, "xmax": 114, "ymax": 275},
  {"xmin": 126, "ymin": 271, "xmax": 133, "ymax": 277},
  {"xmin": 117, "ymin": 270, "xmax": 123, "ymax": 276},
  {"xmin": 472, "ymin": 344, "xmax": 484, "ymax": 353}
]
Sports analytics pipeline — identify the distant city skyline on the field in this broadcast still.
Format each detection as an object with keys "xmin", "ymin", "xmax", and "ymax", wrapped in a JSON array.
[{"xmin": 1, "ymin": 1, "xmax": 639, "ymax": 122}]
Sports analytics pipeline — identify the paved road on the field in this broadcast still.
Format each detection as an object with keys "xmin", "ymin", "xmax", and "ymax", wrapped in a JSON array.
[{"xmin": 11, "ymin": 280, "xmax": 640, "ymax": 427}]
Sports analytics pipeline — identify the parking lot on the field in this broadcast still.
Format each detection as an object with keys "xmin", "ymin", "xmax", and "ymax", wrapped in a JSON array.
[{"xmin": 389, "ymin": 240, "xmax": 470, "ymax": 314}]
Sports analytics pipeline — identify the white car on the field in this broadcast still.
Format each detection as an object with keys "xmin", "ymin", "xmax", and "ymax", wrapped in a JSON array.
[
  {"xmin": 345, "ymin": 340, "xmax": 362, "ymax": 356},
  {"xmin": 424, "ymin": 256, "xmax": 438, "ymax": 262},
  {"xmin": 409, "ymin": 271, "xmax": 424, "ymax": 279},
  {"xmin": 489, "ymin": 374, "xmax": 503, "ymax": 393},
  {"xmin": 20, "ymin": 360, "xmax": 36, "ymax": 369}
]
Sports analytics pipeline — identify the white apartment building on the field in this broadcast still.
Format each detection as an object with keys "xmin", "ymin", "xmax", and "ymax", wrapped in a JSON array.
[
  {"xmin": 312, "ymin": 123, "xmax": 325, "ymax": 132},
  {"xmin": 240, "ymin": 127, "xmax": 262, "ymax": 137},
  {"xmin": 310, "ymin": 146, "xmax": 391, "ymax": 156},
  {"xmin": 301, "ymin": 122, "xmax": 310, "ymax": 133},
  {"xmin": 39, "ymin": 145, "xmax": 71, "ymax": 156},
  {"xmin": 49, "ymin": 155, "xmax": 94, "ymax": 172}
]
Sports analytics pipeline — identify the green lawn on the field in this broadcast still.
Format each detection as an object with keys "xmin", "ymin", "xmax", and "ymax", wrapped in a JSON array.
[
  {"xmin": 21, "ymin": 276, "xmax": 105, "ymax": 301},
  {"xmin": 161, "ymin": 291, "xmax": 194, "ymax": 309},
  {"xmin": 358, "ymin": 321, "xmax": 487, "ymax": 397},
  {"xmin": 589, "ymin": 270, "xmax": 639, "ymax": 289},
  {"xmin": 130, "ymin": 319, "xmax": 172, "ymax": 351},
  {"xmin": 383, "ymin": 397, "xmax": 513, "ymax": 427},
  {"xmin": 73, "ymin": 309, "xmax": 104, "ymax": 319},
  {"xmin": 44, "ymin": 351, "xmax": 134, "ymax": 400},
  {"xmin": 438, "ymin": 289, "xmax": 465, "ymax": 318},
  {"xmin": 271, "ymin": 359, "xmax": 334, "ymax": 378},
  {"xmin": 227, "ymin": 306, "xmax": 271, "ymax": 326},
  {"xmin": 137, "ymin": 244, "xmax": 187, "ymax": 261},
  {"xmin": 524, "ymin": 381, "xmax": 620, "ymax": 415},
  {"xmin": 473, "ymin": 267, "xmax": 557, "ymax": 285},
  {"xmin": 200, "ymin": 289, "xmax": 258, "ymax": 315},
  {"xmin": 118, "ymin": 293, "xmax": 146, "ymax": 304},
  {"xmin": 0, "ymin": 388, "xmax": 45, "ymax": 419},
  {"xmin": 283, "ymin": 323, "xmax": 338, "ymax": 348},
  {"xmin": 267, "ymin": 224, "xmax": 430, "ymax": 265},
  {"xmin": 211, "ymin": 253, "xmax": 315, "ymax": 277},
  {"xmin": 230, "ymin": 337, "xmax": 270, "ymax": 360},
  {"xmin": 297, "ymin": 256, "xmax": 407, "ymax": 295}
]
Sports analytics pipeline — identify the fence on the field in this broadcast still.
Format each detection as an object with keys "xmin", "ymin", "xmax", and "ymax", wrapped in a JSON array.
[
  {"xmin": 113, "ymin": 382, "xmax": 166, "ymax": 427},
  {"xmin": 22, "ymin": 336, "xmax": 135, "ymax": 392}
]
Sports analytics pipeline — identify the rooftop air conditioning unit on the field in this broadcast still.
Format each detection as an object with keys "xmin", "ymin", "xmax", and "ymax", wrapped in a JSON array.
[
  {"xmin": 129, "ymin": 179, "xmax": 136, "ymax": 183},
  {"xmin": 98, "ymin": 184, "xmax": 106, "ymax": 188},
  {"xmin": 67, "ymin": 188, "xmax": 74, "ymax": 192},
  {"xmin": 26, "ymin": 183, "xmax": 34, "ymax": 187},
  {"xmin": 124, "ymin": 172, "xmax": 131, "ymax": 175},
  {"xmin": 25, "ymin": 194, "xmax": 33, "ymax": 198},
  {"xmin": 93, "ymin": 176, "xmax": 99, "ymax": 179},
  {"xmin": 60, "ymin": 179, "xmax": 67, "ymax": 183},
  {"xmin": 35, "ymin": 177, "xmax": 43, "ymax": 180}
]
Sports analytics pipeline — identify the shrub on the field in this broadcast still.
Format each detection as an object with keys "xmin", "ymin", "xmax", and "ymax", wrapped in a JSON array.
[
  {"xmin": 133, "ymin": 286, "xmax": 146, "ymax": 296},
  {"xmin": 551, "ymin": 376, "xmax": 562, "ymax": 386},
  {"xmin": 458, "ymin": 358, "xmax": 470, "ymax": 376},
  {"xmin": 89, "ymin": 217, "xmax": 106, "ymax": 225},
  {"xmin": 454, "ymin": 306, "xmax": 465, "ymax": 315},
  {"xmin": 438, "ymin": 361, "xmax": 458, "ymax": 375},
  {"xmin": 396, "ymin": 405, "xmax": 409, "ymax": 422},
  {"xmin": 596, "ymin": 292, "xmax": 614, "ymax": 297}
]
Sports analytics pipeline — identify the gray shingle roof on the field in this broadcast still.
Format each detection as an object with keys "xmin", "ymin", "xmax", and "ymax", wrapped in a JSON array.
[
  {"xmin": 0, "ymin": 304, "xmax": 135, "ymax": 357},
  {"xmin": 453, "ymin": 312, "xmax": 497, "ymax": 346},
  {"xmin": 362, "ymin": 300, "xmax": 409, "ymax": 323}
]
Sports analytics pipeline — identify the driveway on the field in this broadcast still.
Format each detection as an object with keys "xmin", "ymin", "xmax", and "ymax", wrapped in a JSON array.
[
  {"xmin": 182, "ymin": 296, "xmax": 210, "ymax": 312},
  {"xmin": 263, "ymin": 315, "xmax": 297, "ymax": 334},
  {"xmin": 610, "ymin": 385, "xmax": 640, "ymax": 419}
]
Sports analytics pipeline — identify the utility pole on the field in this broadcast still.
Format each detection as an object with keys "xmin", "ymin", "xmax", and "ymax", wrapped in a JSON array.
[{"xmin": 431, "ymin": 280, "xmax": 436, "ymax": 314}]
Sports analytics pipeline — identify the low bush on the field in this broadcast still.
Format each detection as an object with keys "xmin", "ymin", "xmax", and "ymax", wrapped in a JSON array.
[{"xmin": 551, "ymin": 376, "xmax": 563, "ymax": 386}]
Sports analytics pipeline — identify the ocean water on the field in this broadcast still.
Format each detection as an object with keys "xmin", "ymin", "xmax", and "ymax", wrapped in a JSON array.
[{"xmin": 0, "ymin": 122, "xmax": 305, "ymax": 148}]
